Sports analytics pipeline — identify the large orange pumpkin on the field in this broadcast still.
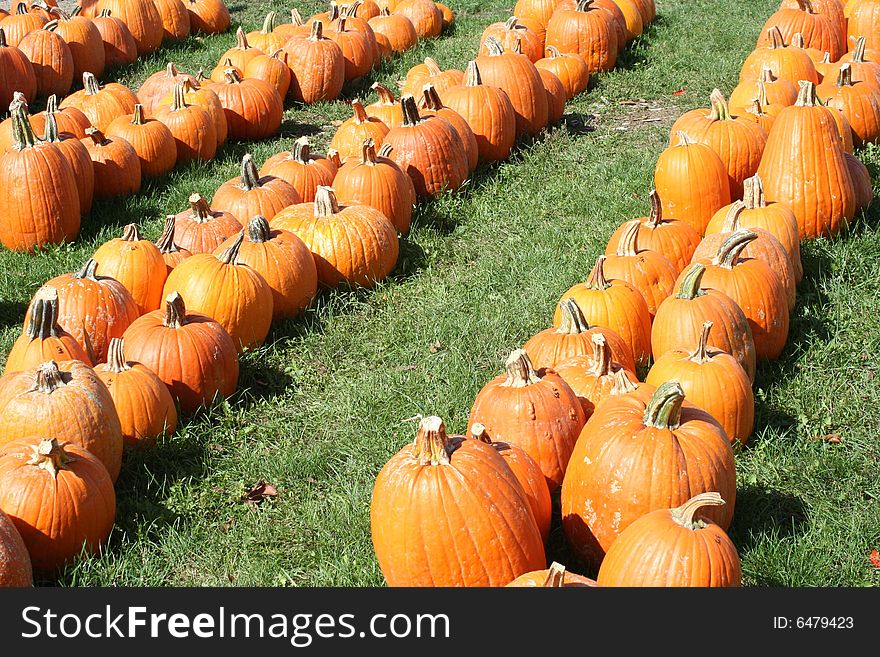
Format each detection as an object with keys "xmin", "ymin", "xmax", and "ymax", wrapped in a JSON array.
[
  {"xmin": 418, "ymin": 83, "xmax": 479, "ymax": 172},
  {"xmin": 260, "ymin": 137, "xmax": 339, "ymax": 203},
  {"xmin": 282, "ymin": 20, "xmax": 345, "ymax": 104},
  {"xmin": 152, "ymin": 82, "xmax": 218, "ymax": 163},
  {"xmin": 40, "ymin": 112, "xmax": 94, "ymax": 217},
  {"xmin": 741, "ymin": 26, "xmax": 819, "ymax": 85},
  {"xmin": 211, "ymin": 153, "xmax": 301, "ymax": 222},
  {"xmin": 204, "ymin": 69, "xmax": 283, "ymax": 141},
  {"xmin": 185, "ymin": 0, "xmax": 230, "ymax": 34},
  {"xmin": 479, "ymin": 16, "xmax": 545, "ymax": 62},
  {"xmin": 17, "ymin": 20, "xmax": 73, "ymax": 98},
  {"xmin": 0, "ymin": 27, "xmax": 37, "ymax": 107},
  {"xmin": 757, "ymin": 0, "xmax": 845, "ymax": 60},
  {"xmin": 329, "ymin": 98, "xmax": 390, "ymax": 162},
  {"xmin": 545, "ymin": 0, "xmax": 618, "ymax": 71},
  {"xmin": 93, "ymin": 224, "xmax": 166, "ymax": 314},
  {"xmin": 44, "ymin": 6, "xmax": 105, "ymax": 80},
  {"xmin": 91, "ymin": 9, "xmax": 138, "ymax": 68},
  {"xmin": 393, "ymin": 0, "xmax": 442, "ymax": 39},
  {"xmin": 60, "ymin": 73, "xmax": 137, "ymax": 132},
  {"xmin": 534, "ymin": 46, "xmax": 590, "ymax": 99},
  {"xmin": 95, "ymin": 0, "xmax": 163, "ymax": 54},
  {"xmin": 81, "ymin": 126, "xmax": 142, "ymax": 198},
  {"xmin": 172, "ymin": 193, "xmax": 242, "ymax": 254},
  {"xmin": 156, "ymin": 77, "xmax": 227, "ymax": 148},
  {"xmin": 818, "ymin": 62, "xmax": 880, "ymax": 145},
  {"xmin": 106, "ymin": 104, "xmax": 177, "ymax": 178},
  {"xmin": 0, "ymin": 508, "xmax": 31, "ymax": 586}
]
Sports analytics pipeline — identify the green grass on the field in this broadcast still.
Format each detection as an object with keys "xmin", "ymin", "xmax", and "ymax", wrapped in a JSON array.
[{"xmin": 2, "ymin": 0, "xmax": 879, "ymax": 586}]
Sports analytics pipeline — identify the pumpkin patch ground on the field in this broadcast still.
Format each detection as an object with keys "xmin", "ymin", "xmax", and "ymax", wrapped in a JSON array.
[{"xmin": 0, "ymin": 0, "xmax": 879, "ymax": 588}]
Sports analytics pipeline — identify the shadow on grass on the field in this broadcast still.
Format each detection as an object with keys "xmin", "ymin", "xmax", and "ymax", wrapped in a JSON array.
[
  {"xmin": 0, "ymin": 299, "xmax": 27, "ymax": 332},
  {"xmin": 727, "ymin": 484, "xmax": 808, "ymax": 555}
]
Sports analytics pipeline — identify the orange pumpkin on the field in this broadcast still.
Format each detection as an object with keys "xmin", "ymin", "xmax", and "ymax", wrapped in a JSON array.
[
  {"xmin": 96, "ymin": 0, "xmax": 164, "ymax": 55},
  {"xmin": 282, "ymin": 20, "xmax": 345, "ymax": 104},
  {"xmin": 818, "ymin": 62, "xmax": 880, "ymax": 145},
  {"xmin": 741, "ymin": 26, "xmax": 819, "ymax": 85},
  {"xmin": 204, "ymin": 69, "xmax": 283, "ymax": 141},
  {"xmin": 43, "ymin": 6, "xmax": 105, "ymax": 80},
  {"xmin": 40, "ymin": 110, "xmax": 94, "ymax": 217},
  {"xmin": 173, "ymin": 193, "xmax": 242, "ymax": 254},
  {"xmin": 185, "ymin": 0, "xmax": 230, "ymax": 34},
  {"xmin": 401, "ymin": 56, "xmax": 463, "ymax": 97},
  {"xmin": 154, "ymin": 214, "xmax": 192, "ymax": 273},
  {"xmin": 91, "ymin": 9, "xmax": 138, "ymax": 68},
  {"xmin": 329, "ymin": 98, "xmax": 390, "ymax": 161},
  {"xmin": 545, "ymin": 0, "xmax": 619, "ymax": 72},
  {"xmin": 17, "ymin": 20, "xmax": 73, "ymax": 98},
  {"xmin": 418, "ymin": 83, "xmax": 479, "ymax": 172},
  {"xmin": 393, "ymin": 0, "xmax": 442, "ymax": 39},
  {"xmin": 153, "ymin": 82, "xmax": 218, "ymax": 163},
  {"xmin": 729, "ymin": 66, "xmax": 799, "ymax": 112},
  {"xmin": 60, "ymin": 72, "xmax": 138, "ymax": 132},
  {"xmin": 244, "ymin": 48, "xmax": 292, "ymax": 99},
  {"xmin": 0, "ymin": 508, "xmax": 31, "ymax": 586},
  {"xmin": 535, "ymin": 46, "xmax": 590, "ymax": 99},
  {"xmin": 507, "ymin": 561, "xmax": 598, "ymax": 587},
  {"xmin": 368, "ymin": 7, "xmax": 417, "ymax": 53},
  {"xmin": 365, "ymin": 82, "xmax": 404, "ymax": 128},
  {"xmin": 136, "ymin": 62, "xmax": 197, "ymax": 115},
  {"xmin": 92, "ymin": 224, "xmax": 166, "ymax": 314},
  {"xmin": 106, "ymin": 104, "xmax": 177, "ymax": 178},
  {"xmin": 0, "ymin": 93, "xmax": 89, "ymax": 152},
  {"xmin": 156, "ymin": 77, "xmax": 227, "ymax": 148},
  {"xmin": 81, "ymin": 126, "xmax": 141, "ymax": 198},
  {"xmin": 845, "ymin": 151, "xmax": 874, "ymax": 210},
  {"xmin": 211, "ymin": 153, "xmax": 301, "ymax": 222},
  {"xmin": 757, "ymin": 0, "xmax": 845, "ymax": 60},
  {"xmin": 246, "ymin": 11, "xmax": 287, "ymax": 53},
  {"xmin": 479, "ymin": 16, "xmax": 545, "ymax": 62},
  {"xmin": 260, "ymin": 137, "xmax": 339, "ymax": 203},
  {"xmin": 152, "ymin": 0, "xmax": 191, "ymax": 42}
]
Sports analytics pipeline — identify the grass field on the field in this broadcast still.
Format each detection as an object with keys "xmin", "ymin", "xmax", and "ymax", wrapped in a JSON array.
[{"xmin": 2, "ymin": 0, "xmax": 879, "ymax": 587}]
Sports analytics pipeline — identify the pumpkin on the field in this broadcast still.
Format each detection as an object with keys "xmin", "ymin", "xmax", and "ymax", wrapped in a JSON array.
[
  {"xmin": 736, "ymin": 95, "xmax": 783, "ymax": 134},
  {"xmin": 332, "ymin": 139, "xmax": 416, "ymax": 235},
  {"xmin": 546, "ymin": 0, "xmax": 618, "ymax": 72},
  {"xmin": 514, "ymin": 0, "xmax": 563, "ymax": 27},
  {"xmin": 400, "ymin": 56, "xmax": 463, "ymax": 97},
  {"xmin": 122, "ymin": 292, "xmax": 238, "ymax": 412},
  {"xmin": 652, "ymin": 262, "xmax": 757, "ymax": 383},
  {"xmin": 94, "ymin": 337, "xmax": 177, "ymax": 447},
  {"xmin": 273, "ymin": 7, "xmax": 309, "ymax": 42},
  {"xmin": 260, "ymin": 137, "xmax": 338, "ymax": 203},
  {"xmin": 535, "ymin": 46, "xmax": 590, "ymax": 99},
  {"xmin": 605, "ymin": 191, "xmax": 700, "ymax": 275},
  {"xmin": 596, "ymin": 492, "xmax": 741, "ymax": 586},
  {"xmin": 686, "ymin": 230, "xmax": 789, "ymax": 360},
  {"xmin": 95, "ymin": 0, "xmax": 163, "ymax": 54},
  {"xmin": 602, "ymin": 219, "xmax": 679, "ymax": 318},
  {"xmin": 348, "ymin": 0, "xmax": 381, "ymax": 20},
  {"xmin": 137, "ymin": 62, "xmax": 197, "ymax": 115},
  {"xmin": 370, "ymin": 416, "xmax": 545, "ymax": 587},
  {"xmin": 845, "ymin": 151, "xmax": 874, "ymax": 210},
  {"xmin": 247, "ymin": 12, "xmax": 287, "ymax": 53},
  {"xmin": 152, "ymin": 0, "xmax": 191, "ymax": 42},
  {"xmin": 827, "ymin": 97, "xmax": 857, "ymax": 152},
  {"xmin": 561, "ymin": 381, "xmax": 735, "ymax": 569},
  {"xmin": 555, "ymin": 255, "xmax": 653, "ymax": 367},
  {"xmin": 204, "ymin": 68, "xmax": 283, "ymax": 141},
  {"xmin": 0, "ymin": 93, "xmax": 90, "ymax": 152},
  {"xmin": 706, "ymin": 175, "xmax": 803, "ymax": 283},
  {"xmin": 17, "ymin": 20, "xmax": 73, "ymax": 98},
  {"xmin": 553, "ymin": 332, "xmax": 640, "ymax": 418},
  {"xmin": 418, "ymin": 84, "xmax": 479, "ymax": 172},
  {"xmin": 757, "ymin": 80, "xmax": 856, "ymax": 238},
  {"xmin": 525, "ymin": 297, "xmax": 636, "ymax": 372},
  {"xmin": 153, "ymin": 82, "xmax": 218, "ymax": 163},
  {"xmin": 669, "ymin": 89, "xmax": 768, "ymax": 198},
  {"xmin": 213, "ymin": 216, "xmax": 317, "ymax": 321},
  {"xmin": 217, "ymin": 26, "xmax": 261, "ymax": 73},
  {"xmin": 475, "ymin": 36, "xmax": 549, "ymax": 137},
  {"xmin": 81, "ymin": 127, "xmax": 141, "ymax": 198},
  {"xmin": 741, "ymin": 26, "xmax": 819, "ymax": 85},
  {"xmin": 173, "ymin": 193, "xmax": 241, "ymax": 254},
  {"xmin": 211, "ymin": 154, "xmax": 301, "ymax": 222},
  {"xmin": 185, "ymin": 0, "xmax": 230, "ymax": 34},
  {"xmin": 41, "ymin": 111, "xmax": 94, "ymax": 217},
  {"xmin": 271, "ymin": 186, "xmax": 399, "ymax": 288},
  {"xmin": 282, "ymin": 20, "xmax": 345, "ymax": 104},
  {"xmin": 813, "ymin": 51, "xmax": 839, "ymax": 82},
  {"xmin": 507, "ymin": 562, "xmax": 598, "ymax": 587},
  {"xmin": 393, "ymin": 0, "xmax": 442, "ymax": 39},
  {"xmin": 0, "ymin": 438, "xmax": 115, "ymax": 573},
  {"xmin": 157, "ymin": 77, "xmax": 227, "ymax": 148},
  {"xmin": 42, "ymin": 258, "xmax": 140, "ymax": 363},
  {"xmin": 480, "ymin": 16, "xmax": 545, "ymax": 63},
  {"xmin": 0, "ymin": 28, "xmax": 36, "ymax": 108},
  {"xmin": 818, "ymin": 62, "xmax": 880, "ymax": 145},
  {"xmin": 208, "ymin": 56, "xmax": 241, "ymax": 83},
  {"xmin": 469, "ymin": 422, "xmax": 552, "ymax": 543},
  {"xmin": 846, "ymin": 0, "xmax": 880, "ymax": 50},
  {"xmin": 4, "ymin": 286, "xmax": 91, "ymax": 374},
  {"xmin": 0, "ymin": 360, "xmax": 123, "ymax": 481},
  {"xmin": 93, "ymin": 224, "xmax": 166, "ymax": 314},
  {"xmin": 785, "ymin": 0, "xmax": 847, "ymax": 36},
  {"xmin": 609, "ymin": 0, "xmax": 644, "ymax": 40},
  {"xmin": 106, "ymin": 104, "xmax": 177, "ymax": 178},
  {"xmin": 442, "ymin": 61, "xmax": 516, "ymax": 164},
  {"xmin": 757, "ymin": 0, "xmax": 845, "ymax": 60},
  {"xmin": 0, "ymin": 509, "xmax": 31, "ymax": 587},
  {"xmin": 326, "ymin": 15, "xmax": 375, "ymax": 81},
  {"xmin": 244, "ymin": 49, "xmax": 292, "ymax": 99},
  {"xmin": 60, "ymin": 72, "xmax": 138, "ymax": 132},
  {"xmin": 366, "ymin": 82, "xmax": 404, "ymax": 128},
  {"xmin": 91, "ymin": 9, "xmax": 138, "ymax": 68},
  {"xmin": 368, "ymin": 7, "xmax": 417, "ymax": 53},
  {"xmin": 730, "ymin": 66, "xmax": 798, "ymax": 112},
  {"xmin": 306, "ymin": 1, "xmax": 342, "ymax": 30},
  {"xmin": 468, "ymin": 349, "xmax": 586, "ymax": 490},
  {"xmin": 0, "ymin": 98, "xmax": 79, "ymax": 252},
  {"xmin": 840, "ymin": 36, "xmax": 880, "ymax": 88},
  {"xmin": 0, "ymin": 3, "xmax": 46, "ymax": 47},
  {"xmin": 330, "ymin": 98, "xmax": 390, "ymax": 161},
  {"xmin": 154, "ymin": 214, "xmax": 192, "ymax": 273},
  {"xmin": 693, "ymin": 203, "xmax": 798, "ymax": 313},
  {"xmin": 539, "ymin": 68, "xmax": 567, "ymax": 124}
]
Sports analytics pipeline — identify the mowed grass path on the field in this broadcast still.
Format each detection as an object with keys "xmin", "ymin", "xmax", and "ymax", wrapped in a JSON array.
[{"xmin": 1, "ymin": 0, "xmax": 878, "ymax": 586}]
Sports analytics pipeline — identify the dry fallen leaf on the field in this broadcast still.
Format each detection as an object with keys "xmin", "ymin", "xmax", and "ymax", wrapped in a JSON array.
[
  {"xmin": 241, "ymin": 481, "xmax": 278, "ymax": 506},
  {"xmin": 811, "ymin": 434, "xmax": 842, "ymax": 443},
  {"xmin": 429, "ymin": 340, "xmax": 444, "ymax": 353},
  {"xmin": 869, "ymin": 549, "xmax": 880, "ymax": 570}
]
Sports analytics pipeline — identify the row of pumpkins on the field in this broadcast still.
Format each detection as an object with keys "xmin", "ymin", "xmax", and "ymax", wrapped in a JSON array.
[
  {"xmin": 371, "ymin": 0, "xmax": 879, "ymax": 588},
  {"xmin": 0, "ymin": 0, "xmax": 458, "ymax": 252},
  {"xmin": 0, "ymin": 0, "xmax": 231, "ymax": 106},
  {"xmin": 0, "ymin": 0, "xmax": 640, "ymax": 585}
]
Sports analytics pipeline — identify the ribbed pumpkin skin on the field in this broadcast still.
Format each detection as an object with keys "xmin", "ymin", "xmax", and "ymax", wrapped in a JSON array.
[
  {"xmin": 123, "ymin": 295, "xmax": 239, "ymax": 413},
  {"xmin": 205, "ymin": 74, "xmax": 283, "ymax": 141},
  {"xmin": 185, "ymin": 0, "xmax": 230, "ymax": 35},
  {"xmin": 560, "ymin": 385, "xmax": 736, "ymax": 570},
  {"xmin": 495, "ymin": 441, "xmax": 552, "ymax": 542},
  {"xmin": 4, "ymin": 292, "xmax": 91, "ymax": 374},
  {"xmin": 597, "ymin": 495, "xmax": 742, "ymax": 587},
  {"xmin": 173, "ymin": 195, "xmax": 242, "ymax": 254},
  {"xmin": 539, "ymin": 68, "xmax": 567, "ymax": 124},
  {"xmin": 96, "ymin": 0, "xmax": 163, "ymax": 54},
  {"xmin": 756, "ymin": 3, "xmax": 845, "ymax": 60},
  {"xmin": 91, "ymin": 12, "xmax": 138, "ymax": 68},
  {"xmin": 845, "ymin": 151, "xmax": 874, "ymax": 210},
  {"xmin": 18, "ymin": 26, "xmax": 73, "ymax": 98},
  {"xmin": 93, "ymin": 226, "xmax": 166, "ymax": 314},
  {"xmin": 81, "ymin": 130, "xmax": 142, "ymax": 198},
  {"xmin": 106, "ymin": 107, "xmax": 177, "ymax": 178},
  {"xmin": 329, "ymin": 100, "xmax": 390, "ymax": 162},
  {"xmin": 153, "ymin": 0, "xmax": 191, "ymax": 42},
  {"xmin": 153, "ymin": 94, "xmax": 218, "ymax": 164},
  {"xmin": 545, "ymin": 3, "xmax": 618, "ymax": 72},
  {"xmin": 43, "ymin": 260, "xmax": 140, "ymax": 364},
  {"xmin": 370, "ymin": 418, "xmax": 546, "ymax": 587},
  {"xmin": 368, "ymin": 12, "xmax": 417, "ymax": 52},
  {"xmin": 393, "ymin": 0, "xmax": 442, "ymax": 39},
  {"xmin": 0, "ymin": 509, "xmax": 32, "ymax": 587},
  {"xmin": 848, "ymin": 0, "xmax": 880, "ymax": 50},
  {"xmin": 782, "ymin": 0, "xmax": 846, "ymax": 37},
  {"xmin": 419, "ymin": 86, "xmax": 480, "ymax": 172},
  {"xmin": 0, "ymin": 28, "xmax": 37, "ymax": 106},
  {"xmin": 0, "ymin": 361, "xmax": 123, "ymax": 482},
  {"xmin": 467, "ymin": 351, "xmax": 586, "ymax": 491},
  {"xmin": 535, "ymin": 48, "xmax": 590, "ymax": 99},
  {"xmin": 282, "ymin": 24, "xmax": 345, "ymax": 104},
  {"xmin": 740, "ymin": 30, "xmax": 819, "ymax": 85},
  {"xmin": 157, "ymin": 80, "xmax": 227, "ymax": 148},
  {"xmin": 262, "ymin": 145, "xmax": 338, "ymax": 203},
  {"xmin": 507, "ymin": 565, "xmax": 598, "ymax": 587},
  {"xmin": 42, "ymin": 119, "xmax": 94, "ymax": 217},
  {"xmin": 61, "ymin": 76, "xmax": 138, "ymax": 132},
  {"xmin": 137, "ymin": 65, "xmax": 198, "ymax": 116},
  {"xmin": 818, "ymin": 68, "xmax": 880, "ymax": 146},
  {"xmin": 479, "ymin": 18, "xmax": 545, "ymax": 62},
  {"xmin": 325, "ymin": 18, "xmax": 375, "ymax": 81},
  {"xmin": 756, "ymin": 85, "xmax": 856, "ymax": 239},
  {"xmin": 553, "ymin": 338, "xmax": 640, "ymax": 418},
  {"xmin": 211, "ymin": 157, "xmax": 302, "ymax": 222},
  {"xmin": 514, "ymin": 0, "xmax": 563, "ymax": 27},
  {"xmin": 244, "ymin": 51, "xmax": 291, "ymax": 99},
  {"xmin": 525, "ymin": 317, "xmax": 636, "ymax": 373},
  {"xmin": 0, "ymin": 9, "xmax": 46, "ymax": 48},
  {"xmin": 401, "ymin": 58, "xmax": 463, "ymax": 97},
  {"xmin": 48, "ymin": 9, "xmax": 103, "ymax": 80}
]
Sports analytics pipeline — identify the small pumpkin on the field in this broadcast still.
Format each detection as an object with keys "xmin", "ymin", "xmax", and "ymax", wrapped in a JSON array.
[
  {"xmin": 93, "ymin": 223, "xmax": 166, "ymax": 314},
  {"xmin": 136, "ymin": 62, "xmax": 197, "ymax": 115},
  {"xmin": 260, "ymin": 137, "xmax": 339, "ymax": 203},
  {"xmin": 60, "ymin": 72, "xmax": 138, "ymax": 132},
  {"xmin": 154, "ymin": 214, "xmax": 192, "ymax": 273},
  {"xmin": 845, "ymin": 150, "xmax": 874, "ymax": 210},
  {"xmin": 730, "ymin": 66, "xmax": 798, "ymax": 113},
  {"xmin": 244, "ymin": 49, "xmax": 292, "ymax": 99},
  {"xmin": 400, "ymin": 56, "xmax": 463, "ymax": 97},
  {"xmin": 106, "ymin": 104, "xmax": 177, "ymax": 178},
  {"xmin": 211, "ymin": 153, "xmax": 301, "ymax": 222},
  {"xmin": 480, "ymin": 16, "xmax": 545, "ymax": 63},
  {"xmin": 81, "ymin": 127, "xmax": 141, "ymax": 198},
  {"xmin": 281, "ymin": 20, "xmax": 345, "ymax": 104},
  {"xmin": 393, "ymin": 0, "xmax": 442, "ymax": 39},
  {"xmin": 329, "ymin": 98, "xmax": 390, "ymax": 161},
  {"xmin": 741, "ymin": 26, "xmax": 819, "ymax": 85},
  {"xmin": 535, "ymin": 46, "xmax": 590, "ymax": 99},
  {"xmin": 185, "ymin": 0, "xmax": 230, "ymax": 34},
  {"xmin": 818, "ymin": 62, "xmax": 880, "ymax": 145},
  {"xmin": 204, "ymin": 68, "xmax": 283, "ymax": 141},
  {"xmin": 839, "ymin": 36, "xmax": 880, "ymax": 88},
  {"xmin": 368, "ymin": 7, "xmax": 417, "ymax": 53},
  {"xmin": 507, "ymin": 561, "xmax": 598, "ymax": 587},
  {"xmin": 365, "ymin": 82, "xmax": 404, "ymax": 128},
  {"xmin": 91, "ymin": 8, "xmax": 138, "ymax": 68},
  {"xmin": 172, "ymin": 193, "xmax": 242, "ymax": 254},
  {"xmin": 539, "ymin": 68, "xmax": 567, "ymax": 124},
  {"xmin": 17, "ymin": 20, "xmax": 73, "ymax": 98},
  {"xmin": 246, "ymin": 11, "xmax": 287, "ymax": 53},
  {"xmin": 0, "ymin": 27, "xmax": 37, "ymax": 107},
  {"xmin": 217, "ymin": 26, "xmax": 261, "ymax": 72}
]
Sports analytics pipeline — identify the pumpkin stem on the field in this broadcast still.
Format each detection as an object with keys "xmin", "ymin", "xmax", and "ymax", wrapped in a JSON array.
[
  {"xmin": 327, "ymin": 149, "xmax": 342, "ymax": 168},
  {"xmin": 504, "ymin": 16, "xmax": 520, "ymax": 30},
  {"xmin": 50, "ymin": 6, "xmax": 72, "ymax": 20},
  {"xmin": 556, "ymin": 298, "xmax": 591, "ymax": 335},
  {"xmin": 310, "ymin": 19, "xmax": 324, "ymax": 40},
  {"xmin": 43, "ymin": 107, "xmax": 62, "ymax": 143},
  {"xmin": 675, "ymin": 263, "xmax": 707, "ymax": 300},
  {"xmin": 670, "ymin": 492, "xmax": 726, "ymax": 530},
  {"xmin": 235, "ymin": 25, "xmax": 250, "ymax": 49},
  {"xmin": 690, "ymin": 321, "xmax": 713, "ymax": 364},
  {"xmin": 464, "ymin": 60, "xmax": 482, "ymax": 86},
  {"xmin": 189, "ymin": 193, "xmax": 213, "ymax": 222},
  {"xmin": 45, "ymin": 94, "xmax": 58, "ymax": 114},
  {"xmin": 224, "ymin": 68, "xmax": 244, "ymax": 84},
  {"xmin": 371, "ymin": 82, "xmax": 396, "ymax": 105},
  {"xmin": 484, "ymin": 35, "xmax": 504, "ymax": 56},
  {"xmin": 0, "ymin": 29, "xmax": 6, "ymax": 48},
  {"xmin": 758, "ymin": 66, "xmax": 776, "ymax": 84},
  {"xmin": 421, "ymin": 83, "xmax": 443, "ymax": 111},
  {"xmin": 794, "ymin": 80, "xmax": 820, "ymax": 107},
  {"xmin": 852, "ymin": 36, "xmax": 867, "ymax": 64},
  {"xmin": 121, "ymin": 223, "xmax": 142, "ymax": 241},
  {"xmin": 424, "ymin": 56, "xmax": 442, "ymax": 75},
  {"xmin": 542, "ymin": 562, "xmax": 567, "ymax": 587},
  {"xmin": 610, "ymin": 368, "xmax": 639, "ymax": 396},
  {"xmin": 589, "ymin": 333, "xmax": 612, "ymax": 376},
  {"xmin": 400, "ymin": 94, "xmax": 422, "ymax": 126},
  {"xmin": 165, "ymin": 62, "xmax": 179, "ymax": 78},
  {"xmin": 586, "ymin": 255, "xmax": 610, "ymax": 290},
  {"xmin": 377, "ymin": 142, "xmax": 393, "ymax": 158},
  {"xmin": 247, "ymin": 215, "xmax": 272, "ymax": 243},
  {"xmin": 291, "ymin": 136, "xmax": 311, "ymax": 162},
  {"xmin": 713, "ymin": 230, "xmax": 758, "ymax": 269},
  {"xmin": 675, "ymin": 130, "xmax": 693, "ymax": 146},
  {"xmin": 791, "ymin": 32, "xmax": 805, "ymax": 49},
  {"xmin": 351, "ymin": 98, "xmax": 369, "ymax": 123},
  {"xmin": 767, "ymin": 26, "xmax": 784, "ymax": 49},
  {"xmin": 511, "ymin": 37, "xmax": 523, "ymax": 55},
  {"xmin": 170, "ymin": 83, "xmax": 188, "ymax": 111},
  {"xmin": 347, "ymin": 0, "xmax": 363, "ymax": 17},
  {"xmin": 163, "ymin": 292, "xmax": 187, "ymax": 328},
  {"xmin": 83, "ymin": 71, "xmax": 100, "ymax": 95},
  {"xmin": 469, "ymin": 422, "xmax": 490, "ymax": 444},
  {"xmin": 380, "ymin": 6, "xmax": 390, "ymax": 16},
  {"xmin": 34, "ymin": 360, "xmax": 66, "ymax": 393},
  {"xmin": 239, "ymin": 154, "xmax": 261, "ymax": 191},
  {"xmin": 155, "ymin": 215, "xmax": 182, "ymax": 254},
  {"xmin": 85, "ymin": 126, "xmax": 109, "ymax": 146},
  {"xmin": 291, "ymin": 7, "xmax": 305, "ymax": 25},
  {"xmin": 25, "ymin": 286, "xmax": 61, "ymax": 340},
  {"xmin": 131, "ymin": 103, "xmax": 146, "ymax": 126},
  {"xmin": 410, "ymin": 416, "xmax": 450, "ymax": 466},
  {"xmin": 74, "ymin": 258, "xmax": 99, "ymax": 280},
  {"xmin": 643, "ymin": 381, "xmax": 686, "ymax": 430},
  {"xmin": 336, "ymin": 15, "xmax": 348, "ymax": 32},
  {"xmin": 361, "ymin": 137, "xmax": 378, "ymax": 165},
  {"xmin": 9, "ymin": 97, "xmax": 38, "ymax": 151},
  {"xmin": 261, "ymin": 11, "xmax": 277, "ymax": 33},
  {"xmin": 45, "ymin": 19, "xmax": 60, "ymax": 32},
  {"xmin": 742, "ymin": 175, "xmax": 766, "ymax": 209},
  {"xmin": 314, "ymin": 186, "xmax": 341, "ymax": 216},
  {"xmin": 837, "ymin": 63, "xmax": 853, "ymax": 88},
  {"xmin": 502, "ymin": 349, "xmax": 541, "ymax": 388},
  {"xmin": 105, "ymin": 337, "xmax": 131, "ymax": 373},
  {"xmin": 26, "ymin": 438, "xmax": 72, "ymax": 479},
  {"xmin": 708, "ymin": 89, "xmax": 731, "ymax": 121},
  {"xmin": 616, "ymin": 220, "xmax": 641, "ymax": 257},
  {"xmin": 217, "ymin": 230, "xmax": 245, "ymax": 265},
  {"xmin": 644, "ymin": 190, "xmax": 663, "ymax": 227},
  {"xmin": 720, "ymin": 200, "xmax": 747, "ymax": 232}
]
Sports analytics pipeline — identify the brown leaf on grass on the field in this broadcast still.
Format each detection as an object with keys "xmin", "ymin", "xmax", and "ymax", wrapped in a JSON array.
[
  {"xmin": 429, "ymin": 340, "xmax": 444, "ymax": 353},
  {"xmin": 241, "ymin": 481, "xmax": 278, "ymax": 506},
  {"xmin": 869, "ymin": 549, "xmax": 880, "ymax": 570},
  {"xmin": 811, "ymin": 434, "xmax": 842, "ymax": 444}
]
